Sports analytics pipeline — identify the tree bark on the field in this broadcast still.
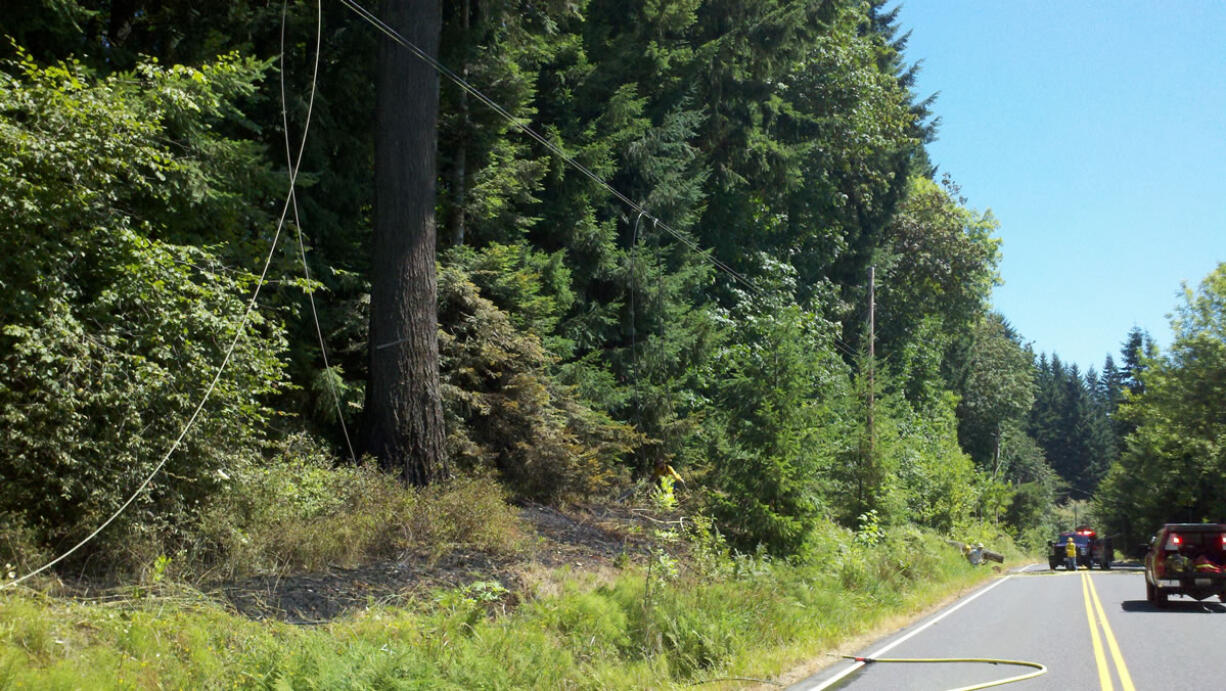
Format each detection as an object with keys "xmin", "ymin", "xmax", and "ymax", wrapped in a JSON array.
[{"xmin": 366, "ymin": 0, "xmax": 448, "ymax": 485}]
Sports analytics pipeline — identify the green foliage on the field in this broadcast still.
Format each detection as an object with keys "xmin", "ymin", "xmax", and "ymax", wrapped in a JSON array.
[
  {"xmin": 0, "ymin": 0, "xmax": 1055, "ymax": 573},
  {"xmin": 0, "ymin": 49, "xmax": 287, "ymax": 558},
  {"xmin": 0, "ymin": 521, "xmax": 993, "ymax": 689},
  {"xmin": 1006, "ymin": 482, "xmax": 1058, "ymax": 550},
  {"xmin": 1097, "ymin": 263, "xmax": 1226, "ymax": 548},
  {"xmin": 878, "ymin": 176, "xmax": 1000, "ymax": 403},
  {"xmin": 889, "ymin": 392, "xmax": 980, "ymax": 533},
  {"xmin": 698, "ymin": 269, "xmax": 851, "ymax": 553},
  {"xmin": 1029, "ymin": 348, "xmax": 1124, "ymax": 497},
  {"xmin": 955, "ymin": 313, "xmax": 1036, "ymax": 469}
]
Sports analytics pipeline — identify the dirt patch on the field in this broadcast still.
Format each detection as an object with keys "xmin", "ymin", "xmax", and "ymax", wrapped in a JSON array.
[{"xmin": 213, "ymin": 503, "xmax": 676, "ymax": 624}]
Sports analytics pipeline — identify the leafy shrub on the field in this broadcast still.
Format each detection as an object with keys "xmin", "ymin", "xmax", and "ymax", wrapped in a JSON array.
[
  {"xmin": 698, "ymin": 271, "xmax": 851, "ymax": 554},
  {"xmin": 0, "ymin": 49, "xmax": 286, "ymax": 561},
  {"xmin": 0, "ymin": 514, "xmax": 47, "ymax": 581}
]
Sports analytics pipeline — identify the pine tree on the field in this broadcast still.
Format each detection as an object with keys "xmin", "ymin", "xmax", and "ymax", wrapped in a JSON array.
[{"xmin": 1120, "ymin": 327, "xmax": 1153, "ymax": 397}]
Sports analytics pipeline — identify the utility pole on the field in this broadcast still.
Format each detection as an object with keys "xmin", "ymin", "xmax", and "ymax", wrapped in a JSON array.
[
  {"xmin": 868, "ymin": 265, "xmax": 876, "ymax": 463},
  {"xmin": 858, "ymin": 265, "xmax": 876, "ymax": 515}
]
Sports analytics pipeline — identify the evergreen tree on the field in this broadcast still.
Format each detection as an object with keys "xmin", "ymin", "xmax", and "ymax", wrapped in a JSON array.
[
  {"xmin": 1120, "ymin": 326, "xmax": 1154, "ymax": 397},
  {"xmin": 1101, "ymin": 355, "xmax": 1125, "ymax": 412},
  {"xmin": 954, "ymin": 314, "xmax": 1035, "ymax": 472},
  {"xmin": 1027, "ymin": 356, "xmax": 1119, "ymax": 496}
]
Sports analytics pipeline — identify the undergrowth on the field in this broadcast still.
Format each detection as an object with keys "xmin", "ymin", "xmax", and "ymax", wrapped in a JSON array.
[
  {"xmin": 0, "ymin": 521, "xmax": 1010, "ymax": 689},
  {"xmin": 3, "ymin": 439, "xmax": 528, "ymax": 587}
]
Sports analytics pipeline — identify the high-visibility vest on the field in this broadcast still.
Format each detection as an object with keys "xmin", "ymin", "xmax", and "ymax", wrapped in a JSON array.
[{"xmin": 1065, "ymin": 540, "xmax": 1077, "ymax": 557}]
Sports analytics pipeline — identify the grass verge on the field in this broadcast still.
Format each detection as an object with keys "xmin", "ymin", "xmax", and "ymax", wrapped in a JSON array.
[{"xmin": 0, "ymin": 522, "xmax": 1011, "ymax": 689}]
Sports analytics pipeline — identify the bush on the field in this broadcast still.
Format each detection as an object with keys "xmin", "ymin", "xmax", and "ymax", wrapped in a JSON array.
[
  {"xmin": 699, "ymin": 279, "xmax": 851, "ymax": 554},
  {"xmin": 0, "ymin": 49, "xmax": 287, "ymax": 562}
]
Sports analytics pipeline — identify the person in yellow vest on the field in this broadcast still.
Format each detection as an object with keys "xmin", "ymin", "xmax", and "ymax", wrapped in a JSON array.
[
  {"xmin": 651, "ymin": 460, "xmax": 684, "ymax": 508},
  {"xmin": 653, "ymin": 460, "xmax": 683, "ymax": 488},
  {"xmin": 1065, "ymin": 536, "xmax": 1078, "ymax": 570}
]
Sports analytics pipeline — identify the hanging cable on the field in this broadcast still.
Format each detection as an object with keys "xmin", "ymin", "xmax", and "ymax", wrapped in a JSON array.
[
  {"xmin": 280, "ymin": 0, "xmax": 358, "ymax": 464},
  {"xmin": 1, "ymin": 0, "xmax": 325, "ymax": 591},
  {"xmin": 628, "ymin": 210, "xmax": 647, "ymax": 429}
]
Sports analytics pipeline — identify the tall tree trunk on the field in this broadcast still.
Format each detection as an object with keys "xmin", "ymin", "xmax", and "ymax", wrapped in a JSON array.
[{"xmin": 366, "ymin": 0, "xmax": 448, "ymax": 485}]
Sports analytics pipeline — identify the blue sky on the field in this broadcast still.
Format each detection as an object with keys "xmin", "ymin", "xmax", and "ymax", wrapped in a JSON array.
[{"xmin": 893, "ymin": 1, "xmax": 1226, "ymax": 372}]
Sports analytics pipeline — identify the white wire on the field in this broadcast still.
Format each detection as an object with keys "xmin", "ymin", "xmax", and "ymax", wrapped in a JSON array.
[
  {"xmin": 1, "ymin": 1, "xmax": 325, "ymax": 591},
  {"xmin": 280, "ymin": 0, "xmax": 358, "ymax": 464}
]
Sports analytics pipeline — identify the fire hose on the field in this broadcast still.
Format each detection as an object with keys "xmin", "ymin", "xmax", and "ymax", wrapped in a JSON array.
[{"xmin": 836, "ymin": 655, "xmax": 1047, "ymax": 690}]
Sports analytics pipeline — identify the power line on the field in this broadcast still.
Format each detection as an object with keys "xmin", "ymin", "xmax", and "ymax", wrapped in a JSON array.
[
  {"xmin": 335, "ymin": 0, "xmax": 758, "ymax": 295},
  {"xmin": 337, "ymin": 0, "xmax": 873, "ymax": 368},
  {"xmin": 1, "ymin": 0, "xmax": 325, "ymax": 591}
]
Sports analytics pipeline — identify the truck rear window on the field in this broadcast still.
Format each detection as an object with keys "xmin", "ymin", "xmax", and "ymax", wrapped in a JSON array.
[{"xmin": 1165, "ymin": 531, "xmax": 1226, "ymax": 552}]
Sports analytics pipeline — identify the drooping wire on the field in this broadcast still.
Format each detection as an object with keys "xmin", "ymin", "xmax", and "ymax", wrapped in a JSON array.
[
  {"xmin": 1, "ymin": 1, "xmax": 325, "ymax": 591},
  {"xmin": 280, "ymin": 0, "xmax": 358, "ymax": 464},
  {"xmin": 653, "ymin": 218, "xmax": 673, "ymax": 414}
]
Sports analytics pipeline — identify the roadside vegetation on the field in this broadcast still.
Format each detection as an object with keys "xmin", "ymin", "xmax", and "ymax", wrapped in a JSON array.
[
  {"xmin": 2, "ymin": 1, "xmax": 1224, "ymax": 687},
  {"xmin": 1, "ymin": 515, "xmax": 1014, "ymax": 689}
]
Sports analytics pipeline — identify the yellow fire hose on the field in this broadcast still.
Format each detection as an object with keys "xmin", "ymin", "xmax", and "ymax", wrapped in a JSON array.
[{"xmin": 840, "ymin": 655, "xmax": 1047, "ymax": 691}]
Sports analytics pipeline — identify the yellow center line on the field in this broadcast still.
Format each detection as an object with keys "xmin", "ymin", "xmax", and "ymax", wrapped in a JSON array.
[
  {"xmin": 1086, "ymin": 572, "xmax": 1137, "ymax": 691},
  {"xmin": 1081, "ymin": 571, "xmax": 1114, "ymax": 690}
]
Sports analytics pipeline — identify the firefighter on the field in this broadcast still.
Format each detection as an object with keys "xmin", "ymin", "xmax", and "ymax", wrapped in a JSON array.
[
  {"xmin": 651, "ymin": 460, "xmax": 684, "ymax": 508},
  {"xmin": 652, "ymin": 460, "xmax": 683, "ymax": 489},
  {"xmin": 1065, "ymin": 536, "xmax": 1078, "ymax": 570}
]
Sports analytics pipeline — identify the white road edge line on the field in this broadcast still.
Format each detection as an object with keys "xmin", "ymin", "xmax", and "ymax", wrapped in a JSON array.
[{"xmin": 798, "ymin": 575, "xmax": 1016, "ymax": 690}]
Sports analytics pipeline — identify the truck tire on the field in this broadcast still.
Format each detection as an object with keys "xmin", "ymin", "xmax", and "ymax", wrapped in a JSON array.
[
  {"xmin": 1102, "ymin": 559, "xmax": 1111, "ymax": 571},
  {"xmin": 1049, "ymin": 558, "xmax": 1058, "ymax": 571}
]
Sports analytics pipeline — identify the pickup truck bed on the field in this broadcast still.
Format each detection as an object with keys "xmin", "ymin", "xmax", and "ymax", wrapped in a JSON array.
[{"xmin": 1144, "ymin": 523, "xmax": 1226, "ymax": 605}]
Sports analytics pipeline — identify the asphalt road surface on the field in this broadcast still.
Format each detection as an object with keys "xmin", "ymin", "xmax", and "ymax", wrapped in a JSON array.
[{"xmin": 791, "ymin": 563, "xmax": 1226, "ymax": 690}]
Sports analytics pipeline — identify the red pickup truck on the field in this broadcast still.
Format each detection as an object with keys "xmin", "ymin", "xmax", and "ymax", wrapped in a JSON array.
[{"xmin": 1144, "ymin": 523, "xmax": 1226, "ymax": 606}]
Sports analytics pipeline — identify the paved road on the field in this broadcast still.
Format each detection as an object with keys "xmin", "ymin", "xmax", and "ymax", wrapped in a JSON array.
[{"xmin": 791, "ymin": 564, "xmax": 1226, "ymax": 690}]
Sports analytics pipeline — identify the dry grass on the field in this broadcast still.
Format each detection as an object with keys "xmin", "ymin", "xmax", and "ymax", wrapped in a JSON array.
[{"xmin": 180, "ymin": 460, "xmax": 528, "ymax": 583}]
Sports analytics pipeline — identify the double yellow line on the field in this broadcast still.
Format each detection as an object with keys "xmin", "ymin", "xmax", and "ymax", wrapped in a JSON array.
[{"xmin": 1081, "ymin": 571, "xmax": 1135, "ymax": 690}]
